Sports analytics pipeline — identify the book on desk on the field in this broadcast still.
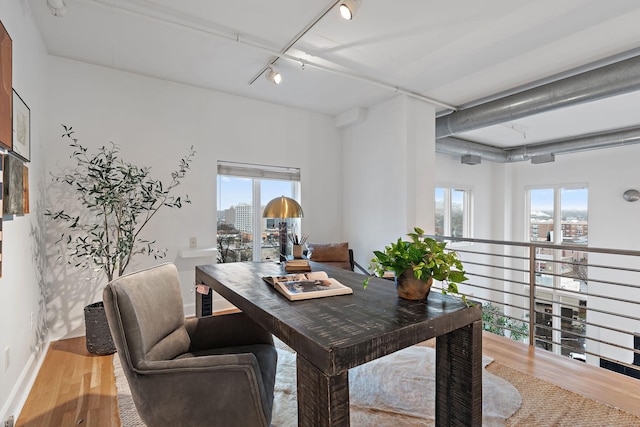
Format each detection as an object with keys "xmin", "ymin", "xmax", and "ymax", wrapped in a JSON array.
[
  {"xmin": 262, "ymin": 271, "xmax": 353, "ymax": 301},
  {"xmin": 284, "ymin": 258, "xmax": 311, "ymax": 272}
]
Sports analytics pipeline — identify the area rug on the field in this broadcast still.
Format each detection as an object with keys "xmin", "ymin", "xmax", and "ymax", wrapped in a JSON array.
[
  {"xmin": 114, "ymin": 341, "xmax": 521, "ymax": 426},
  {"xmin": 487, "ymin": 363, "xmax": 640, "ymax": 427}
]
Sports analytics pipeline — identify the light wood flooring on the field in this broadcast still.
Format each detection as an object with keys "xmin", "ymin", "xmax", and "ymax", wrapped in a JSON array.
[
  {"xmin": 15, "ymin": 332, "xmax": 640, "ymax": 426},
  {"xmin": 16, "ymin": 336, "xmax": 118, "ymax": 427}
]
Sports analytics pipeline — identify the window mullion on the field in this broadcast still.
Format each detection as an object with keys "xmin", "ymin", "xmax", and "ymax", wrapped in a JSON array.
[
  {"xmin": 444, "ymin": 188, "xmax": 452, "ymax": 236},
  {"xmin": 252, "ymin": 179, "xmax": 261, "ymax": 262}
]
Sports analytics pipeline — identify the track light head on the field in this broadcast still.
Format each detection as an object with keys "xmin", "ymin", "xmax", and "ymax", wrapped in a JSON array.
[
  {"xmin": 339, "ymin": 0, "xmax": 362, "ymax": 20},
  {"xmin": 266, "ymin": 67, "xmax": 282, "ymax": 85}
]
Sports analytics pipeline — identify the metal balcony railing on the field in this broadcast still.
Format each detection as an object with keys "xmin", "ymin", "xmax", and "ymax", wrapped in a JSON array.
[{"xmin": 427, "ymin": 236, "xmax": 640, "ymax": 379}]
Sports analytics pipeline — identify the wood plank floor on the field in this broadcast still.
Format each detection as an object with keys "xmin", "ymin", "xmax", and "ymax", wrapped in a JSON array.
[
  {"xmin": 16, "ymin": 332, "xmax": 640, "ymax": 426},
  {"xmin": 16, "ymin": 337, "xmax": 118, "ymax": 427}
]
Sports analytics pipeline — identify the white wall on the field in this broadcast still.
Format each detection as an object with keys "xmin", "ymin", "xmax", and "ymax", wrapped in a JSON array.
[
  {"xmin": 0, "ymin": 2, "xmax": 48, "ymax": 422},
  {"xmin": 44, "ymin": 57, "xmax": 343, "ymax": 339},
  {"xmin": 342, "ymin": 95, "xmax": 436, "ymax": 269},
  {"xmin": 434, "ymin": 152, "xmax": 505, "ymax": 240}
]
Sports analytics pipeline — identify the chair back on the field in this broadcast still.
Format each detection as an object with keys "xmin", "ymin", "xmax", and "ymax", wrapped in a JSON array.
[
  {"xmin": 307, "ymin": 242, "xmax": 354, "ymax": 270},
  {"xmin": 103, "ymin": 263, "xmax": 191, "ymax": 368}
]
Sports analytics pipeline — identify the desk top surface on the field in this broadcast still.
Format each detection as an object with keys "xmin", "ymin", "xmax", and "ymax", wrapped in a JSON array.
[{"xmin": 197, "ymin": 261, "xmax": 481, "ymax": 374}]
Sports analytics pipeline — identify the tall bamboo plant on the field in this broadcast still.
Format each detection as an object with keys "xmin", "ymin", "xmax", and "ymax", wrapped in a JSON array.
[{"xmin": 46, "ymin": 125, "xmax": 196, "ymax": 282}]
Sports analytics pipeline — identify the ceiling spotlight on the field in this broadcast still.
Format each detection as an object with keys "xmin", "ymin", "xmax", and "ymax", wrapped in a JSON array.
[
  {"xmin": 265, "ymin": 67, "xmax": 282, "ymax": 85},
  {"xmin": 339, "ymin": 0, "xmax": 362, "ymax": 20}
]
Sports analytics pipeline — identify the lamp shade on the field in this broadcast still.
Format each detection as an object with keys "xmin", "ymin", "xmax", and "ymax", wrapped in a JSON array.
[{"xmin": 262, "ymin": 196, "xmax": 304, "ymax": 218}]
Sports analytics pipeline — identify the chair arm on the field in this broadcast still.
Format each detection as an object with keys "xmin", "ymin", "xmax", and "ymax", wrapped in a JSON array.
[
  {"xmin": 135, "ymin": 351, "xmax": 259, "ymax": 374},
  {"xmin": 128, "ymin": 353, "xmax": 271, "ymax": 427},
  {"xmin": 185, "ymin": 312, "xmax": 274, "ymax": 352}
]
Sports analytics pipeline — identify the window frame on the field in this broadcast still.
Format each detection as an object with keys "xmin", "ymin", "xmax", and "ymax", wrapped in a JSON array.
[
  {"xmin": 217, "ymin": 161, "xmax": 301, "ymax": 262},
  {"xmin": 435, "ymin": 185, "xmax": 473, "ymax": 238},
  {"xmin": 525, "ymin": 183, "xmax": 588, "ymax": 244},
  {"xmin": 526, "ymin": 183, "xmax": 588, "ymax": 357}
]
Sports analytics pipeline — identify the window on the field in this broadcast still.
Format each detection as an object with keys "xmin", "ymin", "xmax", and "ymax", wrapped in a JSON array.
[
  {"xmin": 528, "ymin": 186, "xmax": 588, "ymax": 244},
  {"xmin": 528, "ymin": 185, "xmax": 588, "ymax": 357},
  {"xmin": 435, "ymin": 187, "xmax": 472, "ymax": 238},
  {"xmin": 217, "ymin": 161, "xmax": 301, "ymax": 263}
]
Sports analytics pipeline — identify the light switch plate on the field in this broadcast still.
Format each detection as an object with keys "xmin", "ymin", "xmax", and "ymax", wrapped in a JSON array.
[{"xmin": 189, "ymin": 237, "xmax": 197, "ymax": 248}]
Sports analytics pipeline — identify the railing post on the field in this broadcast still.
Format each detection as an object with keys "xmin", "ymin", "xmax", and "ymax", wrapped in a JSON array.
[{"xmin": 529, "ymin": 245, "xmax": 537, "ymax": 347}]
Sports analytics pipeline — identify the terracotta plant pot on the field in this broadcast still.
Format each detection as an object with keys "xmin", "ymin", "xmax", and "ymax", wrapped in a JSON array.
[{"xmin": 396, "ymin": 270, "xmax": 433, "ymax": 301}]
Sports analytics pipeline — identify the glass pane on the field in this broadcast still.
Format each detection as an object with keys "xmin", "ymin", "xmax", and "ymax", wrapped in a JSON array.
[
  {"xmin": 217, "ymin": 176, "xmax": 253, "ymax": 263},
  {"xmin": 434, "ymin": 188, "xmax": 445, "ymax": 236},
  {"xmin": 560, "ymin": 302, "xmax": 587, "ymax": 358},
  {"xmin": 451, "ymin": 189, "xmax": 464, "ymax": 238},
  {"xmin": 561, "ymin": 188, "xmax": 588, "ymax": 245},
  {"xmin": 261, "ymin": 180, "xmax": 297, "ymax": 261},
  {"xmin": 530, "ymin": 188, "xmax": 554, "ymax": 242},
  {"xmin": 534, "ymin": 301, "xmax": 553, "ymax": 351}
]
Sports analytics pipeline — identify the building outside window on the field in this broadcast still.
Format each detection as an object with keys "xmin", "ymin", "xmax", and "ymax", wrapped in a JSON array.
[
  {"xmin": 217, "ymin": 161, "xmax": 301, "ymax": 263},
  {"xmin": 528, "ymin": 185, "xmax": 588, "ymax": 358},
  {"xmin": 435, "ymin": 187, "xmax": 472, "ymax": 238}
]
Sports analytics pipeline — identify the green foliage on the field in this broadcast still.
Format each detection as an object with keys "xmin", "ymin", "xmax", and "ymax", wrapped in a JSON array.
[
  {"xmin": 482, "ymin": 302, "xmax": 529, "ymax": 342},
  {"xmin": 45, "ymin": 125, "xmax": 195, "ymax": 282},
  {"xmin": 364, "ymin": 227, "xmax": 469, "ymax": 304}
]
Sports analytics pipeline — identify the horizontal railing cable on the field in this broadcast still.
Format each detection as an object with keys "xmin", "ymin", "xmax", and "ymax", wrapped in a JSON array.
[{"xmin": 428, "ymin": 234, "xmax": 640, "ymax": 377}]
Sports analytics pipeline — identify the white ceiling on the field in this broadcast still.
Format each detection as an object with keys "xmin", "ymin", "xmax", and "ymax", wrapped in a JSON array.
[{"xmin": 28, "ymin": 0, "xmax": 640, "ymax": 149}]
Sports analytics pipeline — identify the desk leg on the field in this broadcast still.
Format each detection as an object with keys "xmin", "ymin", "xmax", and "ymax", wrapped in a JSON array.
[
  {"xmin": 296, "ymin": 355, "xmax": 350, "ymax": 426},
  {"xmin": 435, "ymin": 320, "xmax": 482, "ymax": 427}
]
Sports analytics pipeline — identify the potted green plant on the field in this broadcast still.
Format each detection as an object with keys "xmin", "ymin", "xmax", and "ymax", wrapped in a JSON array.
[
  {"xmin": 364, "ymin": 227, "xmax": 469, "ymax": 303},
  {"xmin": 46, "ymin": 125, "xmax": 195, "ymax": 354}
]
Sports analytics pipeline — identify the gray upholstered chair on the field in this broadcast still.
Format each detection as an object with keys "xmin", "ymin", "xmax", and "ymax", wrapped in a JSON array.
[{"xmin": 103, "ymin": 263, "xmax": 277, "ymax": 427}]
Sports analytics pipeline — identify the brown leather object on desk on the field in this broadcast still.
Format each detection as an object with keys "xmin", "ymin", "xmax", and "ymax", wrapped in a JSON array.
[{"xmin": 307, "ymin": 242, "xmax": 353, "ymax": 270}]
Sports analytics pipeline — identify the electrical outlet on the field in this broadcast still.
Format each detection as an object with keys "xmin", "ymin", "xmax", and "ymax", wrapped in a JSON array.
[
  {"xmin": 30, "ymin": 312, "xmax": 34, "ymax": 331},
  {"xmin": 189, "ymin": 237, "xmax": 197, "ymax": 248},
  {"xmin": 3, "ymin": 347, "xmax": 9, "ymax": 372},
  {"xmin": 4, "ymin": 415, "xmax": 14, "ymax": 427}
]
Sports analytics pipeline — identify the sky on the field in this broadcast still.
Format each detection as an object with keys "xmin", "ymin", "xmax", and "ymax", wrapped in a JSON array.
[
  {"xmin": 530, "ymin": 188, "xmax": 588, "ymax": 211},
  {"xmin": 217, "ymin": 176, "xmax": 294, "ymax": 209}
]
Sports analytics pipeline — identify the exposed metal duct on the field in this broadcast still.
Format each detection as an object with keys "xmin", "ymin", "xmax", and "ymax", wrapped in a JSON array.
[
  {"xmin": 505, "ymin": 125, "xmax": 640, "ymax": 162},
  {"xmin": 436, "ymin": 137, "xmax": 508, "ymax": 162},
  {"xmin": 436, "ymin": 55, "xmax": 640, "ymax": 139},
  {"xmin": 436, "ymin": 126, "xmax": 640, "ymax": 163}
]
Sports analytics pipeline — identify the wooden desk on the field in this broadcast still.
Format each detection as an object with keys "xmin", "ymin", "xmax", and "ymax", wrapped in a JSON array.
[{"xmin": 196, "ymin": 262, "xmax": 482, "ymax": 427}]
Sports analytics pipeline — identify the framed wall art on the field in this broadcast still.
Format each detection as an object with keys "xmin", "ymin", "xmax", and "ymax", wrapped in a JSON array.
[
  {"xmin": 0, "ymin": 21, "xmax": 12, "ymax": 151},
  {"xmin": 12, "ymin": 90, "xmax": 30, "ymax": 162},
  {"xmin": 23, "ymin": 164, "xmax": 29, "ymax": 214},
  {"xmin": 3, "ymin": 153, "xmax": 24, "ymax": 215}
]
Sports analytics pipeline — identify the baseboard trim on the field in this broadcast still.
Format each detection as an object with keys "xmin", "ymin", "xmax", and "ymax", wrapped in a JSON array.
[
  {"xmin": 183, "ymin": 302, "xmax": 196, "ymax": 318},
  {"xmin": 0, "ymin": 340, "xmax": 50, "ymax": 424}
]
